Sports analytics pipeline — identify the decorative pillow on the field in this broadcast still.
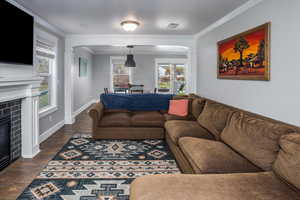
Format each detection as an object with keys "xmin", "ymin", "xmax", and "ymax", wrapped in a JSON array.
[
  {"xmin": 168, "ymin": 99, "xmax": 189, "ymax": 117},
  {"xmin": 172, "ymin": 96, "xmax": 193, "ymax": 116},
  {"xmin": 273, "ymin": 133, "xmax": 300, "ymax": 190}
]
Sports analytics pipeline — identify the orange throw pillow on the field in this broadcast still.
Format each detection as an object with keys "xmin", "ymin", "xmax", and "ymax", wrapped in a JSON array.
[{"xmin": 168, "ymin": 99, "xmax": 189, "ymax": 117}]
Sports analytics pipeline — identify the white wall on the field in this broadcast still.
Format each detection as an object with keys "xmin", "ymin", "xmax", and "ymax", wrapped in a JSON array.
[
  {"xmin": 73, "ymin": 48, "xmax": 94, "ymax": 112},
  {"xmin": 196, "ymin": 0, "xmax": 300, "ymax": 126},
  {"xmin": 92, "ymin": 54, "xmax": 187, "ymax": 99},
  {"xmin": 92, "ymin": 55, "xmax": 110, "ymax": 99}
]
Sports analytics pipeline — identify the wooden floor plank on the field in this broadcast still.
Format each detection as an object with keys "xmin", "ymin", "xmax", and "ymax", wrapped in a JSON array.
[{"xmin": 0, "ymin": 108, "xmax": 92, "ymax": 200}]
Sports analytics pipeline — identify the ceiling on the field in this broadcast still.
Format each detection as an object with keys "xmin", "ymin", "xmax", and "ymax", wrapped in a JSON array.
[
  {"xmin": 15, "ymin": 0, "xmax": 250, "ymax": 35},
  {"xmin": 83, "ymin": 45, "xmax": 188, "ymax": 55}
]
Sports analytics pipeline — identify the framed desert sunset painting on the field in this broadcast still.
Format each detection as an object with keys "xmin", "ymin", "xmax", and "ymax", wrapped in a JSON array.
[{"xmin": 217, "ymin": 23, "xmax": 270, "ymax": 80}]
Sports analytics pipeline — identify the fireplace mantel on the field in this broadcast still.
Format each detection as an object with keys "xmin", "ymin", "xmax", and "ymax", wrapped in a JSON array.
[
  {"xmin": 0, "ymin": 76, "xmax": 42, "ymax": 87},
  {"xmin": 0, "ymin": 76, "xmax": 42, "ymax": 158}
]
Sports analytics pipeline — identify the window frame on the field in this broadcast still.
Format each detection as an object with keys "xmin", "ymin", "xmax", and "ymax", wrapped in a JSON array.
[
  {"xmin": 110, "ymin": 56, "xmax": 132, "ymax": 92},
  {"xmin": 155, "ymin": 58, "xmax": 187, "ymax": 94},
  {"xmin": 35, "ymin": 28, "xmax": 58, "ymax": 118}
]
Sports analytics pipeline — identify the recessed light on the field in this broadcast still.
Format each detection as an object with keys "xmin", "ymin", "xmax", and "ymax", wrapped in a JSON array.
[
  {"xmin": 167, "ymin": 23, "xmax": 179, "ymax": 29},
  {"xmin": 121, "ymin": 20, "xmax": 140, "ymax": 32}
]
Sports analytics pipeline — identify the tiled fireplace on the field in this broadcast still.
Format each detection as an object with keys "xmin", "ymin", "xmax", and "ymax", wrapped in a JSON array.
[
  {"xmin": 0, "ymin": 113, "xmax": 11, "ymax": 170},
  {"xmin": 0, "ymin": 100, "xmax": 22, "ymax": 167},
  {"xmin": 0, "ymin": 77, "xmax": 42, "ymax": 165}
]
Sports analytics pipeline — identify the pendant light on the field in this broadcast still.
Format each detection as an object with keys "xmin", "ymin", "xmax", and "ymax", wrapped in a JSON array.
[{"xmin": 125, "ymin": 45, "xmax": 136, "ymax": 67}]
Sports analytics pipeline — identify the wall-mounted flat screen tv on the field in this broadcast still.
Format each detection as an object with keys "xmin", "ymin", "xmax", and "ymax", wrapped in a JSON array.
[{"xmin": 0, "ymin": 1, "xmax": 34, "ymax": 65}]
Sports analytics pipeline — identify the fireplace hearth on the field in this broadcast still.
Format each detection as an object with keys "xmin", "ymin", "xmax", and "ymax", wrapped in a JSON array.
[{"xmin": 0, "ymin": 114, "xmax": 11, "ymax": 171}]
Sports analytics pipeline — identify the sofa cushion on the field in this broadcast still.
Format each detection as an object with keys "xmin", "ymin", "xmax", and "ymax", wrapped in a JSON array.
[
  {"xmin": 130, "ymin": 172, "xmax": 300, "ymax": 200},
  {"xmin": 178, "ymin": 137, "xmax": 261, "ymax": 174},
  {"xmin": 273, "ymin": 133, "xmax": 300, "ymax": 190},
  {"xmin": 131, "ymin": 111, "xmax": 165, "ymax": 127},
  {"xmin": 197, "ymin": 100, "xmax": 234, "ymax": 140},
  {"xmin": 191, "ymin": 98, "xmax": 206, "ymax": 119},
  {"xmin": 100, "ymin": 112, "xmax": 131, "ymax": 127},
  {"xmin": 221, "ymin": 112, "xmax": 295, "ymax": 171},
  {"xmin": 165, "ymin": 120, "xmax": 214, "ymax": 145},
  {"xmin": 164, "ymin": 113, "xmax": 194, "ymax": 121},
  {"xmin": 104, "ymin": 109, "xmax": 130, "ymax": 113}
]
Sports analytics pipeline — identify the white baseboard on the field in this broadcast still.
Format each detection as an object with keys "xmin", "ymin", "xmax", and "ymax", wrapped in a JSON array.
[
  {"xmin": 72, "ymin": 99, "xmax": 98, "ymax": 119},
  {"xmin": 22, "ymin": 147, "xmax": 40, "ymax": 158},
  {"xmin": 39, "ymin": 120, "xmax": 65, "ymax": 143}
]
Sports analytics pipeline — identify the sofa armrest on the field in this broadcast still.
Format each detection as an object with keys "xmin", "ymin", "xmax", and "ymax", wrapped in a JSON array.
[{"xmin": 88, "ymin": 102, "xmax": 104, "ymax": 130}]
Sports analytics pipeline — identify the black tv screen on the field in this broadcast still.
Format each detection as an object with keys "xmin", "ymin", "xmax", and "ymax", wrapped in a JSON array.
[{"xmin": 0, "ymin": 1, "xmax": 34, "ymax": 65}]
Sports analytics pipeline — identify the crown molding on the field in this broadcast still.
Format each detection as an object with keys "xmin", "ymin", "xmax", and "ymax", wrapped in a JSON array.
[
  {"xmin": 65, "ymin": 34, "xmax": 195, "ymax": 50},
  {"xmin": 194, "ymin": 0, "xmax": 265, "ymax": 39},
  {"xmin": 67, "ymin": 34, "xmax": 194, "ymax": 41},
  {"xmin": 78, "ymin": 47, "xmax": 96, "ymax": 55},
  {"xmin": 6, "ymin": 0, "xmax": 66, "ymax": 37},
  {"xmin": 93, "ymin": 50, "xmax": 187, "ymax": 56}
]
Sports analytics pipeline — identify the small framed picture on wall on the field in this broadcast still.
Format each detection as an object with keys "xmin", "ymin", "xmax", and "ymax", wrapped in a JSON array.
[{"xmin": 79, "ymin": 57, "xmax": 88, "ymax": 77}]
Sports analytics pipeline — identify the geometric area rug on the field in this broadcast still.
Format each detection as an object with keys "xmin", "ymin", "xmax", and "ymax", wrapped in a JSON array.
[{"xmin": 17, "ymin": 135, "xmax": 181, "ymax": 200}]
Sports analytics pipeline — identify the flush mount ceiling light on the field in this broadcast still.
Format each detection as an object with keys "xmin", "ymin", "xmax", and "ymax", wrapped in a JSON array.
[
  {"xmin": 121, "ymin": 20, "xmax": 140, "ymax": 32},
  {"xmin": 167, "ymin": 23, "xmax": 179, "ymax": 29}
]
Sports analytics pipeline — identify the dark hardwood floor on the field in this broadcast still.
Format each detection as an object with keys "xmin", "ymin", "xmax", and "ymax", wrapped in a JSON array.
[{"xmin": 0, "ymin": 108, "xmax": 92, "ymax": 200}]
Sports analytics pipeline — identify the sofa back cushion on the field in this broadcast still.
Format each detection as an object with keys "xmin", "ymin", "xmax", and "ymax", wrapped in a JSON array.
[
  {"xmin": 221, "ymin": 112, "xmax": 295, "ymax": 171},
  {"xmin": 191, "ymin": 98, "xmax": 206, "ymax": 119},
  {"xmin": 197, "ymin": 100, "xmax": 234, "ymax": 140},
  {"xmin": 273, "ymin": 133, "xmax": 300, "ymax": 190},
  {"xmin": 188, "ymin": 93, "xmax": 201, "ymax": 99}
]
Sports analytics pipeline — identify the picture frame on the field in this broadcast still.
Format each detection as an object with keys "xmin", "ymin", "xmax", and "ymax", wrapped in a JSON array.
[
  {"xmin": 217, "ymin": 23, "xmax": 270, "ymax": 81},
  {"xmin": 79, "ymin": 57, "xmax": 88, "ymax": 77}
]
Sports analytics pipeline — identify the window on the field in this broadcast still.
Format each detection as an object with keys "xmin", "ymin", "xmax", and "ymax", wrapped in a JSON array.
[
  {"xmin": 156, "ymin": 59, "xmax": 187, "ymax": 94},
  {"xmin": 110, "ymin": 57, "xmax": 132, "ymax": 91},
  {"xmin": 36, "ymin": 29, "xmax": 58, "ymax": 116}
]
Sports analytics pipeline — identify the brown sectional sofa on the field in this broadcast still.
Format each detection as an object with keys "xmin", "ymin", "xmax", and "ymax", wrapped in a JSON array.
[
  {"xmin": 165, "ymin": 95, "xmax": 300, "ymax": 174},
  {"xmin": 88, "ymin": 95, "xmax": 194, "ymax": 139},
  {"xmin": 89, "ymin": 102, "xmax": 166, "ymax": 139},
  {"xmin": 131, "ymin": 172, "xmax": 300, "ymax": 200},
  {"xmin": 130, "ymin": 94, "xmax": 300, "ymax": 200}
]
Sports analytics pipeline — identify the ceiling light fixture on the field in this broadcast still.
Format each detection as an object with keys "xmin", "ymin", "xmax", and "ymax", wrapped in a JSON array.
[
  {"xmin": 167, "ymin": 23, "xmax": 179, "ymax": 29},
  {"xmin": 125, "ymin": 45, "xmax": 136, "ymax": 67},
  {"xmin": 121, "ymin": 20, "xmax": 140, "ymax": 32}
]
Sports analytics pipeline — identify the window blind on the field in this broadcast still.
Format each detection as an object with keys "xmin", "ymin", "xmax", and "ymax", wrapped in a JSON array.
[{"xmin": 36, "ymin": 40, "xmax": 55, "ymax": 59}]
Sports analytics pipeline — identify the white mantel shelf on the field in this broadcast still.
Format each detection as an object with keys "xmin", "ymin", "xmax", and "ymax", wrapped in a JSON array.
[
  {"xmin": 0, "ymin": 76, "xmax": 42, "ymax": 103},
  {"xmin": 0, "ymin": 76, "xmax": 43, "ymax": 87},
  {"xmin": 0, "ymin": 76, "xmax": 42, "ymax": 158}
]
